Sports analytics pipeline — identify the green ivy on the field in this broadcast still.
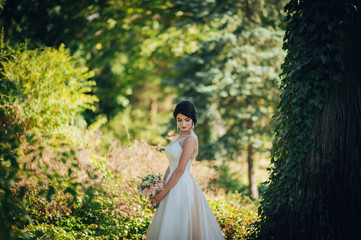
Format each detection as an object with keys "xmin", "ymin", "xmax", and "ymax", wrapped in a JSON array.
[{"xmin": 251, "ymin": 0, "xmax": 360, "ymax": 239}]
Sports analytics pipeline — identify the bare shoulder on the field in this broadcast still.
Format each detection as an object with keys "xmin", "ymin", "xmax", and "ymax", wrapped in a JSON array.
[
  {"xmin": 183, "ymin": 133, "xmax": 198, "ymax": 147},
  {"xmin": 183, "ymin": 134, "xmax": 197, "ymax": 144}
]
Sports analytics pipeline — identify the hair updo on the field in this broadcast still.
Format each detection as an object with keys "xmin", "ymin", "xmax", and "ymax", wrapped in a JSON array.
[{"xmin": 173, "ymin": 100, "xmax": 197, "ymax": 126}]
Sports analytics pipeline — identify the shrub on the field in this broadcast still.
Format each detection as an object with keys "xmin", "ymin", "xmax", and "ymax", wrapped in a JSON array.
[
  {"xmin": 0, "ymin": 42, "xmax": 98, "ymax": 239},
  {"xmin": 210, "ymin": 194, "xmax": 259, "ymax": 239},
  {"xmin": 1, "ymin": 44, "xmax": 97, "ymax": 137},
  {"xmin": 16, "ymin": 137, "xmax": 258, "ymax": 239}
]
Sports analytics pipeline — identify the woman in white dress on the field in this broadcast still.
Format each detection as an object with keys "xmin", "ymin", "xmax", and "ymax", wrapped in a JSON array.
[{"xmin": 146, "ymin": 100, "xmax": 224, "ymax": 240}]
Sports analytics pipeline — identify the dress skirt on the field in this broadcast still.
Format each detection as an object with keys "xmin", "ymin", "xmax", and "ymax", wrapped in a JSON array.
[{"xmin": 146, "ymin": 171, "xmax": 224, "ymax": 240}]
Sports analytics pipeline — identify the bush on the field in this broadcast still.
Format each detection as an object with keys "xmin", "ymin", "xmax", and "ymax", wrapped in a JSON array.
[
  {"xmin": 210, "ymin": 194, "xmax": 258, "ymax": 239},
  {"xmin": 22, "ymin": 191, "xmax": 258, "ymax": 239},
  {"xmin": 16, "ymin": 138, "xmax": 258, "ymax": 239},
  {"xmin": 0, "ymin": 42, "xmax": 98, "ymax": 239},
  {"xmin": 1, "ymin": 44, "xmax": 97, "ymax": 137}
]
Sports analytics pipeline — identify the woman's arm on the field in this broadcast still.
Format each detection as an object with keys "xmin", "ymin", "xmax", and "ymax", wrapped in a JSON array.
[
  {"xmin": 149, "ymin": 167, "xmax": 170, "ymax": 202},
  {"xmin": 150, "ymin": 136, "xmax": 196, "ymax": 204},
  {"xmin": 163, "ymin": 167, "xmax": 170, "ymax": 183}
]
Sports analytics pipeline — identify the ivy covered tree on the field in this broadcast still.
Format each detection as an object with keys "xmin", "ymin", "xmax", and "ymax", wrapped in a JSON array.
[
  {"xmin": 252, "ymin": 0, "xmax": 361, "ymax": 239},
  {"xmin": 167, "ymin": 0, "xmax": 286, "ymax": 198}
]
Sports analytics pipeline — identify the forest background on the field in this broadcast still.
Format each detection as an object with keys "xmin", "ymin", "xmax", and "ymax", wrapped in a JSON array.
[
  {"xmin": 2, "ymin": 0, "xmax": 359, "ymax": 239},
  {"xmin": 0, "ymin": 0, "xmax": 285, "ymax": 238}
]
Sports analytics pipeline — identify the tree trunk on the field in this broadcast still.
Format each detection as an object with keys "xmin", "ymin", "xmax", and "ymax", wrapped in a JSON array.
[
  {"xmin": 247, "ymin": 141, "xmax": 259, "ymax": 199},
  {"xmin": 254, "ymin": 1, "xmax": 361, "ymax": 239},
  {"xmin": 150, "ymin": 98, "xmax": 158, "ymax": 125},
  {"xmin": 247, "ymin": 120, "xmax": 259, "ymax": 199},
  {"xmin": 296, "ymin": 79, "xmax": 361, "ymax": 239},
  {"xmin": 297, "ymin": 11, "xmax": 361, "ymax": 239}
]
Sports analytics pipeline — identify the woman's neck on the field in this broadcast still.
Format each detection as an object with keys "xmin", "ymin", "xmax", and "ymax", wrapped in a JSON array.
[{"xmin": 179, "ymin": 129, "xmax": 192, "ymax": 136}]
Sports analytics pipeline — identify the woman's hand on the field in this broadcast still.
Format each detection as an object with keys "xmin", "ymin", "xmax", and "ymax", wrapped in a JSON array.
[{"xmin": 150, "ymin": 190, "xmax": 166, "ymax": 206}]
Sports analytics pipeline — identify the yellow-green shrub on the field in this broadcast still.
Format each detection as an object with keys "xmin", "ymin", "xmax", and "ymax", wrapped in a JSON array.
[
  {"xmin": 1, "ymin": 44, "xmax": 97, "ymax": 137},
  {"xmin": 0, "ymin": 43, "xmax": 98, "ymax": 239}
]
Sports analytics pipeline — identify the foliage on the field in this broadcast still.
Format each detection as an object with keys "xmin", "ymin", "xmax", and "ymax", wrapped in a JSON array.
[
  {"xmin": 21, "ymin": 187, "xmax": 154, "ymax": 240},
  {"xmin": 13, "ymin": 137, "xmax": 163, "ymax": 239},
  {"xmin": 251, "ymin": 0, "xmax": 361, "ymax": 239},
  {"xmin": 100, "ymin": 105, "xmax": 169, "ymax": 147},
  {"xmin": 0, "ymin": 0, "xmax": 5, "ymax": 10},
  {"xmin": 0, "ymin": 45, "xmax": 30, "ymax": 240},
  {"xmin": 0, "ymin": 42, "xmax": 98, "ymax": 239},
  {"xmin": 166, "ymin": 0, "xmax": 286, "ymax": 161},
  {"xmin": 159, "ymin": 0, "xmax": 287, "ymax": 199},
  {"xmin": 21, "ymin": 193, "xmax": 258, "ymax": 240},
  {"xmin": 0, "ymin": 0, "xmax": 196, "ymax": 125},
  {"xmin": 0, "ymin": 1, "xmax": 292, "ymax": 238},
  {"xmin": 1, "ymin": 44, "xmax": 97, "ymax": 137},
  {"xmin": 0, "ymin": 1, "xmax": 287, "ymax": 159},
  {"xmin": 0, "ymin": 101, "xmax": 30, "ymax": 239},
  {"xmin": 210, "ymin": 194, "xmax": 258, "ymax": 239},
  {"xmin": 1, "ymin": 0, "xmax": 253, "ymax": 147},
  {"xmin": 11, "ymin": 137, "xmax": 258, "ymax": 239},
  {"xmin": 210, "ymin": 160, "xmax": 250, "ymax": 195}
]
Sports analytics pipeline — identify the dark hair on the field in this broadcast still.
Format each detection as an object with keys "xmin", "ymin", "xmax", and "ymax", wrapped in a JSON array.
[{"xmin": 173, "ymin": 100, "xmax": 197, "ymax": 125}]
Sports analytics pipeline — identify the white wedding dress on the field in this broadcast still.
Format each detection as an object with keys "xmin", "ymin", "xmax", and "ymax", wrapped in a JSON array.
[{"xmin": 146, "ymin": 132, "xmax": 224, "ymax": 240}]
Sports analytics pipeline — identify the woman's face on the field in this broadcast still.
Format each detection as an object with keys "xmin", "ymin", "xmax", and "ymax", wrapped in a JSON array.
[{"xmin": 176, "ymin": 113, "xmax": 193, "ymax": 133}]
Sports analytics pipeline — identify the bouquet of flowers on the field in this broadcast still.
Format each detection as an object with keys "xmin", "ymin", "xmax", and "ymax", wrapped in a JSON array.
[{"xmin": 138, "ymin": 173, "xmax": 164, "ymax": 206}]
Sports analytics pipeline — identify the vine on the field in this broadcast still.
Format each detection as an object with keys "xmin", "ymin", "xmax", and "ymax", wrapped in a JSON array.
[{"xmin": 250, "ymin": 0, "xmax": 360, "ymax": 239}]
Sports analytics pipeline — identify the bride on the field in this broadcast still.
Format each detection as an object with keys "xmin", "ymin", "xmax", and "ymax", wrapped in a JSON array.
[{"xmin": 146, "ymin": 100, "xmax": 224, "ymax": 240}]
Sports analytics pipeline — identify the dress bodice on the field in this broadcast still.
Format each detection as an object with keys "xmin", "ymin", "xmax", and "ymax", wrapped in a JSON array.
[{"xmin": 164, "ymin": 133, "xmax": 198, "ymax": 174}]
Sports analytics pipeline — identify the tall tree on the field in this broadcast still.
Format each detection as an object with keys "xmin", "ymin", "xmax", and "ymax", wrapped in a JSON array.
[
  {"xmin": 167, "ymin": 0, "xmax": 285, "ymax": 198},
  {"xmin": 252, "ymin": 0, "xmax": 361, "ymax": 238},
  {"xmin": 0, "ymin": 0, "xmax": 177, "ymax": 117},
  {"xmin": 1, "ymin": 0, "xmax": 206, "ymax": 144}
]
